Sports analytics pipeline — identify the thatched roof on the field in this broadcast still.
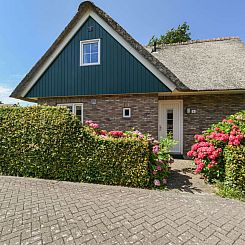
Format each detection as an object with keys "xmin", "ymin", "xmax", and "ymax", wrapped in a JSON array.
[{"xmin": 146, "ymin": 37, "xmax": 245, "ymax": 91}]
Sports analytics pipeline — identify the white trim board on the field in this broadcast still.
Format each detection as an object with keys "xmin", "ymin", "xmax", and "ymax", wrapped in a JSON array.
[{"xmin": 21, "ymin": 9, "xmax": 176, "ymax": 97}]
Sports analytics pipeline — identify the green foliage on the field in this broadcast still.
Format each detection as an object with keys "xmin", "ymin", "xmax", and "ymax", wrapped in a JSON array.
[
  {"xmin": 0, "ymin": 106, "xmax": 151, "ymax": 187},
  {"xmin": 78, "ymin": 127, "xmax": 150, "ymax": 187},
  {"xmin": 215, "ymin": 181, "xmax": 245, "ymax": 201},
  {"xmin": 148, "ymin": 22, "xmax": 191, "ymax": 46},
  {"xmin": 0, "ymin": 106, "xmax": 82, "ymax": 181},
  {"xmin": 158, "ymin": 134, "xmax": 178, "ymax": 162},
  {"xmin": 224, "ymin": 145, "xmax": 245, "ymax": 194},
  {"xmin": 149, "ymin": 136, "xmax": 177, "ymax": 188},
  {"xmin": 188, "ymin": 110, "xmax": 245, "ymax": 183}
]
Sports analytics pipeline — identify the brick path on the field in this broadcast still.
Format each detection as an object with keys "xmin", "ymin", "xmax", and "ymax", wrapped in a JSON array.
[
  {"xmin": 167, "ymin": 160, "xmax": 214, "ymax": 194},
  {"xmin": 0, "ymin": 176, "xmax": 244, "ymax": 245}
]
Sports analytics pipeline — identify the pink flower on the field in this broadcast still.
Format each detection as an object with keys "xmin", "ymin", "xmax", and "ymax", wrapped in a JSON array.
[
  {"xmin": 162, "ymin": 178, "xmax": 167, "ymax": 184},
  {"xmin": 207, "ymin": 164, "xmax": 212, "ymax": 169},
  {"xmin": 154, "ymin": 179, "xmax": 161, "ymax": 186},
  {"xmin": 152, "ymin": 170, "xmax": 157, "ymax": 175},
  {"xmin": 156, "ymin": 165, "xmax": 161, "ymax": 171},
  {"xmin": 85, "ymin": 120, "xmax": 93, "ymax": 125},
  {"xmin": 208, "ymin": 155, "xmax": 216, "ymax": 160},
  {"xmin": 227, "ymin": 119, "xmax": 234, "ymax": 124},
  {"xmin": 236, "ymin": 115, "xmax": 243, "ymax": 120},
  {"xmin": 198, "ymin": 153, "xmax": 205, "ymax": 159},
  {"xmin": 109, "ymin": 131, "xmax": 124, "ymax": 137},
  {"xmin": 90, "ymin": 123, "xmax": 99, "ymax": 129},
  {"xmin": 194, "ymin": 134, "xmax": 205, "ymax": 142},
  {"xmin": 100, "ymin": 130, "xmax": 107, "ymax": 136},
  {"xmin": 152, "ymin": 145, "xmax": 160, "ymax": 154},
  {"xmin": 187, "ymin": 151, "xmax": 194, "ymax": 157}
]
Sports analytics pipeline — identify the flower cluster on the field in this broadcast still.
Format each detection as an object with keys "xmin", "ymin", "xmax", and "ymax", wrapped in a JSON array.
[
  {"xmin": 109, "ymin": 131, "xmax": 124, "ymax": 137},
  {"xmin": 85, "ymin": 120, "xmax": 99, "ymax": 129},
  {"xmin": 187, "ymin": 139, "xmax": 222, "ymax": 174},
  {"xmin": 151, "ymin": 158, "xmax": 170, "ymax": 187},
  {"xmin": 187, "ymin": 111, "xmax": 245, "ymax": 182}
]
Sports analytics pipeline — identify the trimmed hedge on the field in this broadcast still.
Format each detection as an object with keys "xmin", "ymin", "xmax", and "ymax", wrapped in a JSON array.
[
  {"xmin": 0, "ymin": 106, "xmax": 82, "ymax": 181},
  {"xmin": 78, "ymin": 128, "xmax": 150, "ymax": 187},
  {"xmin": 0, "ymin": 106, "xmax": 150, "ymax": 187},
  {"xmin": 224, "ymin": 145, "xmax": 245, "ymax": 193}
]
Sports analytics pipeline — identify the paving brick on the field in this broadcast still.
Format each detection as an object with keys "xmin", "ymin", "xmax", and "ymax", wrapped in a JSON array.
[{"xmin": 0, "ymin": 176, "xmax": 243, "ymax": 245}]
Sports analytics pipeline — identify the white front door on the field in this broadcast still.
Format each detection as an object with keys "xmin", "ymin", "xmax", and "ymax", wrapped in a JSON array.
[{"xmin": 158, "ymin": 100, "xmax": 183, "ymax": 154}]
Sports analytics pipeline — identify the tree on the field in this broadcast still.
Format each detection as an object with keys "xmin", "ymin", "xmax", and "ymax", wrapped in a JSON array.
[{"xmin": 148, "ymin": 22, "xmax": 191, "ymax": 46}]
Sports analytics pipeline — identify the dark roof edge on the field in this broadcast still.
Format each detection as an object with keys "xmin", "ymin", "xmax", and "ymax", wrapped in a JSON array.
[{"xmin": 11, "ymin": 1, "xmax": 187, "ymax": 99}]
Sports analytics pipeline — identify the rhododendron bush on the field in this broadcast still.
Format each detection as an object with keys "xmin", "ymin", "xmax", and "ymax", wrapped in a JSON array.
[
  {"xmin": 188, "ymin": 110, "xmax": 245, "ymax": 183},
  {"xmin": 84, "ymin": 120, "xmax": 175, "ymax": 188}
]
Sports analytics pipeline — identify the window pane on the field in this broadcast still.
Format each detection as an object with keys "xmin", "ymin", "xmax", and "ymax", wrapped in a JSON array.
[
  {"xmin": 75, "ymin": 106, "xmax": 82, "ymax": 116},
  {"xmin": 91, "ymin": 42, "xmax": 98, "ymax": 53},
  {"xmin": 167, "ymin": 109, "xmax": 173, "ymax": 135},
  {"xmin": 124, "ymin": 110, "xmax": 129, "ymax": 116},
  {"xmin": 83, "ymin": 43, "xmax": 91, "ymax": 54},
  {"xmin": 83, "ymin": 54, "xmax": 91, "ymax": 64},
  {"xmin": 75, "ymin": 105, "xmax": 82, "ymax": 122},
  {"xmin": 91, "ymin": 53, "xmax": 98, "ymax": 63}
]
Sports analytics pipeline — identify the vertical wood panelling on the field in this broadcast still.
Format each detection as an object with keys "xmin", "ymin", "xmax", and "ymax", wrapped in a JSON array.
[{"xmin": 26, "ymin": 17, "xmax": 170, "ymax": 98}]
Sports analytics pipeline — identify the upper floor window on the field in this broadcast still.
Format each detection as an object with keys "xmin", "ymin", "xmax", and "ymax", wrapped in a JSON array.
[{"xmin": 80, "ymin": 39, "xmax": 100, "ymax": 66}]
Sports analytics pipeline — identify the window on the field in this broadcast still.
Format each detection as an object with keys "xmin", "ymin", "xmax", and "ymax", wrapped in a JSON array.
[
  {"xmin": 167, "ymin": 109, "xmax": 173, "ymax": 135},
  {"xmin": 80, "ymin": 39, "xmax": 100, "ymax": 66},
  {"xmin": 123, "ymin": 108, "xmax": 131, "ymax": 118},
  {"xmin": 57, "ymin": 103, "xmax": 83, "ymax": 123}
]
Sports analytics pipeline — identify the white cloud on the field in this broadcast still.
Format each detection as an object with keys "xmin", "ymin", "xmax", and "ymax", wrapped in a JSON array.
[{"xmin": 0, "ymin": 85, "xmax": 32, "ymax": 105}]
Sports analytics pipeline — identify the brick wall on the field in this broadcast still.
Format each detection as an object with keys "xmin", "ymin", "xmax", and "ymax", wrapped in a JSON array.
[
  {"xmin": 39, "ymin": 94, "xmax": 159, "ymax": 137},
  {"xmin": 160, "ymin": 93, "xmax": 245, "ymax": 155},
  {"xmin": 40, "ymin": 93, "xmax": 245, "ymax": 156}
]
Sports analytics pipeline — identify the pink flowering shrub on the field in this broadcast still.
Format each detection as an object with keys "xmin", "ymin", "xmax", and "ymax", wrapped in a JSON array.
[
  {"xmin": 149, "ymin": 136, "xmax": 176, "ymax": 189},
  {"xmin": 84, "ymin": 120, "xmax": 176, "ymax": 188},
  {"xmin": 187, "ymin": 111, "xmax": 245, "ymax": 182}
]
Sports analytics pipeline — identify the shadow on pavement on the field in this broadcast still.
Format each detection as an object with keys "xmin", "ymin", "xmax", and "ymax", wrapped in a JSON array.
[{"xmin": 167, "ymin": 168, "xmax": 203, "ymax": 193}]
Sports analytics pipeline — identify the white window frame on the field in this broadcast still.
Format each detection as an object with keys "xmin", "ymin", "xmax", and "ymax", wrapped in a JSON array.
[
  {"xmin": 80, "ymin": 39, "xmax": 101, "ymax": 66},
  {"xmin": 57, "ymin": 103, "xmax": 84, "ymax": 123},
  {"xmin": 123, "ymin": 108, "xmax": 131, "ymax": 118}
]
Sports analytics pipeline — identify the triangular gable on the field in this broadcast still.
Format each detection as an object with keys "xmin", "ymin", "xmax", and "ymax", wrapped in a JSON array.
[{"xmin": 11, "ymin": 1, "xmax": 187, "ymax": 100}]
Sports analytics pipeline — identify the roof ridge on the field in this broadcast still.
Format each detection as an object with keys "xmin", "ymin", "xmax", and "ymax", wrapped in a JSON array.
[{"xmin": 145, "ymin": 37, "xmax": 241, "ymax": 48}]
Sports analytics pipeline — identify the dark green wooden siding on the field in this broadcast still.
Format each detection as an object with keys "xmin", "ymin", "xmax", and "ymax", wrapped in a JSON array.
[{"xmin": 26, "ymin": 17, "xmax": 170, "ymax": 98}]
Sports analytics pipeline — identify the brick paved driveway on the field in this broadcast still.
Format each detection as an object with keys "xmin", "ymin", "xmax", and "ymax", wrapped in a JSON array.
[{"xmin": 0, "ymin": 176, "xmax": 244, "ymax": 245}]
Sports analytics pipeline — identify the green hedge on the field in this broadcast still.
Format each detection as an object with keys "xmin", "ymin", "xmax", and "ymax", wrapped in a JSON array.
[
  {"xmin": 78, "ymin": 128, "xmax": 150, "ymax": 187},
  {"xmin": 0, "ymin": 106, "xmax": 82, "ymax": 181},
  {"xmin": 224, "ymin": 145, "xmax": 245, "ymax": 193},
  {"xmin": 0, "ymin": 106, "xmax": 150, "ymax": 187}
]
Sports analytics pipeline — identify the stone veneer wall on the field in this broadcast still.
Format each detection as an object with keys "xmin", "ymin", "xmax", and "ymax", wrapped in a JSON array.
[
  {"xmin": 159, "ymin": 93, "xmax": 245, "ymax": 155},
  {"xmin": 39, "ymin": 94, "xmax": 159, "ymax": 138},
  {"xmin": 39, "ymin": 93, "xmax": 245, "ymax": 156}
]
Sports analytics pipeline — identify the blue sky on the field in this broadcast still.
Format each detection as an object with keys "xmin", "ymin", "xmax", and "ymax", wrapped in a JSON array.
[{"xmin": 0, "ymin": 0, "xmax": 245, "ymax": 105}]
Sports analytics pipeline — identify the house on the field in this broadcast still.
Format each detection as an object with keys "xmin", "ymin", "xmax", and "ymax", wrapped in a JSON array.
[{"xmin": 11, "ymin": 1, "xmax": 245, "ymax": 156}]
